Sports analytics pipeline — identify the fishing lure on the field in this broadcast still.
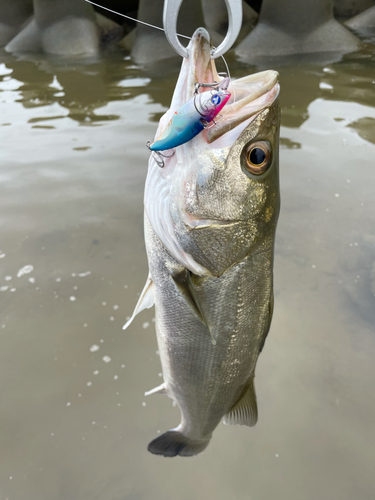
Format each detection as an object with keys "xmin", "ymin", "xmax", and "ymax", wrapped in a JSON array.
[{"xmin": 147, "ymin": 76, "xmax": 231, "ymax": 167}]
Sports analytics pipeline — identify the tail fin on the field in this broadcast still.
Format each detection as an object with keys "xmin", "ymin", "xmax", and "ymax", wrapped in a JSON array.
[{"xmin": 147, "ymin": 430, "xmax": 210, "ymax": 457}]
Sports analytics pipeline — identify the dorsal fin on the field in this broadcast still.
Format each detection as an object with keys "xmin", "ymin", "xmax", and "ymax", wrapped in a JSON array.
[
  {"xmin": 223, "ymin": 379, "xmax": 258, "ymax": 427},
  {"xmin": 122, "ymin": 275, "xmax": 154, "ymax": 330}
]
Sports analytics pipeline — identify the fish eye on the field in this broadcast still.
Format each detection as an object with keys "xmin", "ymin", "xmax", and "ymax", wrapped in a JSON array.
[{"xmin": 243, "ymin": 141, "xmax": 271, "ymax": 175}]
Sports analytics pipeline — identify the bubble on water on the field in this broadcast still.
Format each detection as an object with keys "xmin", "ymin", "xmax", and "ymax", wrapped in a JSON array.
[
  {"xmin": 347, "ymin": 179, "xmax": 351, "ymax": 183},
  {"xmin": 92, "ymin": 421, "xmax": 96, "ymax": 425},
  {"xmin": 102, "ymin": 301, "xmax": 107, "ymax": 306},
  {"xmin": 121, "ymin": 364, "xmax": 125, "ymax": 368},
  {"xmin": 0, "ymin": 286, "xmax": 8, "ymax": 292},
  {"xmin": 319, "ymin": 82, "xmax": 333, "ymax": 90},
  {"xmin": 156, "ymin": 350, "xmax": 160, "ymax": 356},
  {"xmin": 100, "ymin": 339, "xmax": 104, "ymax": 343},
  {"xmin": 93, "ymin": 370, "xmax": 99, "ymax": 375},
  {"xmin": 124, "ymin": 285, "xmax": 128, "ymax": 289},
  {"xmin": 66, "ymin": 402, "xmax": 71, "ymax": 407},
  {"xmin": 9, "ymin": 476, "xmax": 12, "ymax": 480},
  {"xmin": 142, "ymin": 402, "xmax": 146, "ymax": 407},
  {"xmin": 69, "ymin": 296, "xmax": 76, "ymax": 302},
  {"xmin": 312, "ymin": 264, "xmax": 316, "ymax": 269},
  {"xmin": 117, "ymin": 403, "xmax": 121, "ymax": 407},
  {"xmin": 114, "ymin": 375, "xmax": 118, "ymax": 380},
  {"xmin": 10, "ymin": 288, "xmax": 16, "ymax": 292},
  {"xmin": 71, "ymin": 273, "xmax": 76, "ymax": 277},
  {"xmin": 83, "ymin": 323, "xmax": 88, "ymax": 327},
  {"xmin": 142, "ymin": 322, "xmax": 150, "ymax": 329},
  {"xmin": 86, "ymin": 381, "xmax": 92, "ymax": 386},
  {"xmin": 56, "ymin": 278, "xmax": 61, "ymax": 282},
  {"xmin": 152, "ymin": 317, "xmax": 155, "ymax": 322},
  {"xmin": 73, "ymin": 286, "xmax": 78, "ymax": 290},
  {"xmin": 172, "ymin": 400, "xmax": 177, "ymax": 407},
  {"xmin": 51, "ymin": 433, "xmax": 54, "ymax": 436},
  {"xmin": 2, "ymin": 325, "xmax": 5, "ymax": 329},
  {"xmin": 90, "ymin": 345, "xmax": 99, "ymax": 352},
  {"xmin": 17, "ymin": 265, "xmax": 34, "ymax": 278},
  {"xmin": 35, "ymin": 287, "xmax": 39, "ymax": 290},
  {"xmin": 113, "ymin": 304, "xmax": 119, "ymax": 310},
  {"xmin": 109, "ymin": 316, "xmax": 114, "ymax": 321},
  {"xmin": 102, "ymin": 356, "xmax": 111, "ymax": 363},
  {"xmin": 158, "ymin": 372, "xmax": 162, "ymax": 377},
  {"xmin": 275, "ymin": 453, "xmax": 279, "ymax": 458},
  {"xmin": 78, "ymin": 394, "xmax": 82, "ymax": 397},
  {"xmin": 0, "ymin": 253, "xmax": 5, "ymax": 258},
  {"xmin": 78, "ymin": 271, "xmax": 91, "ymax": 277},
  {"xmin": 5, "ymin": 276, "xmax": 12, "ymax": 281},
  {"xmin": 28, "ymin": 277, "xmax": 35, "ymax": 283},
  {"xmin": 334, "ymin": 193, "xmax": 339, "ymax": 198}
]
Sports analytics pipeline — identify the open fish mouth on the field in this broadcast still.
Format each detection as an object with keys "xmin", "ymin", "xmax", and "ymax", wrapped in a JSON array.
[{"xmin": 177, "ymin": 27, "xmax": 280, "ymax": 144}]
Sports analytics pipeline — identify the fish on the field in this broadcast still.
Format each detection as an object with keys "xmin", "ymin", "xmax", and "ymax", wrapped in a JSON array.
[{"xmin": 123, "ymin": 27, "xmax": 280, "ymax": 457}]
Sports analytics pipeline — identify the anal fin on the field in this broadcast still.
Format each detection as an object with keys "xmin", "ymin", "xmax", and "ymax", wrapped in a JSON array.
[
  {"xmin": 144, "ymin": 383, "xmax": 167, "ymax": 397},
  {"xmin": 223, "ymin": 379, "xmax": 258, "ymax": 427}
]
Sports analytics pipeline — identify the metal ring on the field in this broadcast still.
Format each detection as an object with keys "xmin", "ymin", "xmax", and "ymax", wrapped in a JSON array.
[{"xmin": 163, "ymin": 0, "xmax": 243, "ymax": 59}]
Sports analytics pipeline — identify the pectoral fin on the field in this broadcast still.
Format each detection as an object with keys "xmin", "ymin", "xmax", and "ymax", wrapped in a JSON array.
[
  {"xmin": 122, "ymin": 275, "xmax": 154, "ymax": 330},
  {"xmin": 171, "ymin": 270, "xmax": 206, "ymax": 325},
  {"xmin": 171, "ymin": 269, "xmax": 216, "ymax": 345},
  {"xmin": 223, "ymin": 379, "xmax": 258, "ymax": 427}
]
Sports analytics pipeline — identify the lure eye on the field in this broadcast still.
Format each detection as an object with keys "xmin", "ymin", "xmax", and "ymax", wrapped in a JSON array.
[
  {"xmin": 243, "ymin": 141, "xmax": 271, "ymax": 175},
  {"xmin": 211, "ymin": 94, "xmax": 221, "ymax": 105}
]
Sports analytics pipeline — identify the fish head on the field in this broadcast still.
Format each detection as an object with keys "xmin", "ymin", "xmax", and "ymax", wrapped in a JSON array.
[{"xmin": 145, "ymin": 28, "xmax": 280, "ymax": 278}]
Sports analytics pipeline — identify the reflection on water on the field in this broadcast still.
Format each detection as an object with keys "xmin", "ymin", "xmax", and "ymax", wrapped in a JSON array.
[{"xmin": 0, "ymin": 42, "xmax": 375, "ymax": 500}]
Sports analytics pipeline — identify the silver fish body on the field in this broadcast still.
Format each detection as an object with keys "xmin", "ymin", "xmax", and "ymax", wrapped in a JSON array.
[{"xmin": 124, "ymin": 28, "xmax": 280, "ymax": 457}]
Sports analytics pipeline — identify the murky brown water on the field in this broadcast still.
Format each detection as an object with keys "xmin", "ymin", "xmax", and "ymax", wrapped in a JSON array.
[{"xmin": 1, "ymin": 40, "xmax": 375, "ymax": 500}]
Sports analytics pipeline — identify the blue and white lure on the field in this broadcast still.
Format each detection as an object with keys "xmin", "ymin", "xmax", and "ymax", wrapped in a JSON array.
[{"xmin": 147, "ymin": 76, "xmax": 231, "ymax": 167}]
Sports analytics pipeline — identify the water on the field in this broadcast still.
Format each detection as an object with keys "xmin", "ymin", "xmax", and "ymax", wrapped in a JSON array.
[{"xmin": 0, "ymin": 42, "xmax": 375, "ymax": 499}]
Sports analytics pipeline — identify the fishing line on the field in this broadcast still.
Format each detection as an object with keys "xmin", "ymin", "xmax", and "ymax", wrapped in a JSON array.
[
  {"xmin": 85, "ymin": 0, "xmax": 190, "ymax": 39},
  {"xmin": 85, "ymin": 0, "xmax": 233, "ymax": 90}
]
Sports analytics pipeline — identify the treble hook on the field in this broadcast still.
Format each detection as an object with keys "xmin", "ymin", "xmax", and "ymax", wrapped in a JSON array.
[
  {"xmin": 146, "ymin": 141, "xmax": 175, "ymax": 168},
  {"xmin": 163, "ymin": 0, "xmax": 243, "ymax": 59}
]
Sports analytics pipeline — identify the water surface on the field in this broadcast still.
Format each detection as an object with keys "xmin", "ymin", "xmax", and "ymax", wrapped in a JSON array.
[{"xmin": 0, "ymin": 44, "xmax": 375, "ymax": 500}]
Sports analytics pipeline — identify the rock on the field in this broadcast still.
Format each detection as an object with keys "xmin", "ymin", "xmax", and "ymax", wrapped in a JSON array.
[
  {"xmin": 5, "ymin": 0, "xmax": 100, "ymax": 56},
  {"xmin": 345, "ymin": 5, "xmax": 375, "ymax": 29},
  {"xmin": 235, "ymin": 0, "xmax": 362, "ymax": 64},
  {"xmin": 334, "ymin": 0, "xmax": 374, "ymax": 20},
  {"xmin": 0, "ymin": 0, "xmax": 33, "ymax": 47}
]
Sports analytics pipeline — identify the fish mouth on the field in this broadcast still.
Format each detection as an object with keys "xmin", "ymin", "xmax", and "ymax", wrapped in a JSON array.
[{"xmin": 184, "ymin": 28, "xmax": 280, "ymax": 143}]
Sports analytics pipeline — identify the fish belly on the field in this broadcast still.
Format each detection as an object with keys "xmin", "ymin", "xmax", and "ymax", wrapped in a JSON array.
[{"xmin": 145, "ymin": 215, "xmax": 274, "ymax": 442}]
